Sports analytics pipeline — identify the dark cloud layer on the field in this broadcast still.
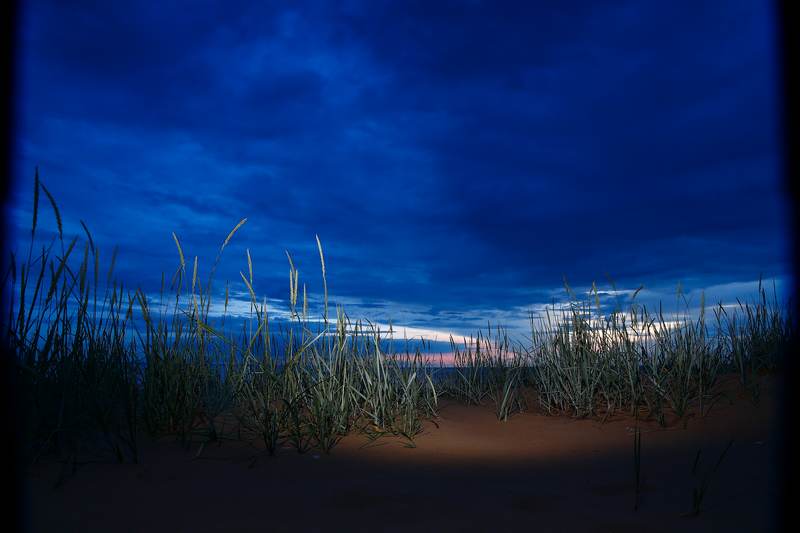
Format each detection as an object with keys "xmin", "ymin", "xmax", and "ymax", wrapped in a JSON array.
[{"xmin": 8, "ymin": 0, "xmax": 789, "ymax": 337}]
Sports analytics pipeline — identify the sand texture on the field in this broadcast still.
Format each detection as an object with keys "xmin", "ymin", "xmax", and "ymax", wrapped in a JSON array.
[{"xmin": 25, "ymin": 374, "xmax": 782, "ymax": 532}]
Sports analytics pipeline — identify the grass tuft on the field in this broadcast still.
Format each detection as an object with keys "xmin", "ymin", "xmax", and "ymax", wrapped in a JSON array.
[{"xmin": 2, "ymin": 175, "xmax": 791, "ymax": 477}]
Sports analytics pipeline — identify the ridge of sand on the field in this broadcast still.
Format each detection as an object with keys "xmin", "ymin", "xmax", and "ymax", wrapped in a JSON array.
[{"xmin": 25, "ymin": 373, "xmax": 781, "ymax": 532}]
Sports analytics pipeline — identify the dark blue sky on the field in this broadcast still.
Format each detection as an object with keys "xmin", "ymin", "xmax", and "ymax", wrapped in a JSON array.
[{"xmin": 7, "ymin": 0, "xmax": 790, "ymax": 342}]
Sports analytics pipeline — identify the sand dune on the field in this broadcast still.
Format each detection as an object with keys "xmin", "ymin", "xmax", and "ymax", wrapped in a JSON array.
[{"xmin": 25, "ymin": 374, "xmax": 781, "ymax": 532}]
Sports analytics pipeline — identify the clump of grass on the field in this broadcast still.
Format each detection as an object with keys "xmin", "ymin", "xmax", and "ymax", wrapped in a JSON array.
[
  {"xmin": 685, "ymin": 439, "xmax": 735, "ymax": 517},
  {"xmin": 521, "ymin": 279, "xmax": 788, "ymax": 427},
  {"xmin": 3, "ymin": 168, "xmax": 792, "ymax": 473},
  {"xmin": 391, "ymin": 351, "xmax": 439, "ymax": 444},
  {"xmin": 6, "ymin": 177, "xmax": 141, "ymax": 466},
  {"xmin": 235, "ymin": 355, "xmax": 285, "ymax": 455},
  {"xmin": 485, "ymin": 330, "xmax": 527, "ymax": 421},
  {"xmin": 443, "ymin": 327, "xmax": 526, "ymax": 421},
  {"xmin": 445, "ymin": 334, "xmax": 492, "ymax": 406},
  {"xmin": 717, "ymin": 278, "xmax": 791, "ymax": 386},
  {"xmin": 526, "ymin": 300, "xmax": 607, "ymax": 418},
  {"xmin": 349, "ymin": 323, "xmax": 438, "ymax": 445},
  {"xmin": 633, "ymin": 425, "xmax": 642, "ymax": 511},
  {"xmin": 303, "ymin": 347, "xmax": 356, "ymax": 453}
]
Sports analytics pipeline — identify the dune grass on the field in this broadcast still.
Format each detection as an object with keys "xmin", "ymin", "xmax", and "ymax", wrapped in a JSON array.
[
  {"xmin": 520, "ymin": 280, "xmax": 791, "ymax": 425},
  {"xmin": 2, "ymin": 176, "xmax": 793, "ymax": 469},
  {"xmin": 633, "ymin": 425, "xmax": 642, "ymax": 511},
  {"xmin": 685, "ymin": 439, "xmax": 735, "ymax": 516}
]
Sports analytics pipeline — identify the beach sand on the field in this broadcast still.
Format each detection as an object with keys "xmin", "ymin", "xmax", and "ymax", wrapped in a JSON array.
[{"xmin": 24, "ymin": 374, "xmax": 782, "ymax": 532}]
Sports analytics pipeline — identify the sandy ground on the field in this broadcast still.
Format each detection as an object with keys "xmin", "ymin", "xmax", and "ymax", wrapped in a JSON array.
[{"xmin": 23, "ymin": 374, "xmax": 783, "ymax": 532}]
